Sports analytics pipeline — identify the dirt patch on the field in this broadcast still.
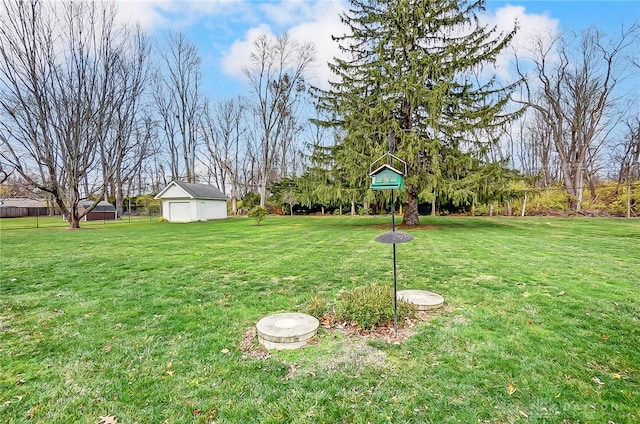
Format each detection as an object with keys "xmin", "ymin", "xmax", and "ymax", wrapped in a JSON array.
[
  {"xmin": 325, "ymin": 311, "xmax": 432, "ymax": 344},
  {"xmin": 370, "ymin": 223, "xmax": 436, "ymax": 231},
  {"xmin": 238, "ymin": 309, "xmax": 441, "ymax": 378}
]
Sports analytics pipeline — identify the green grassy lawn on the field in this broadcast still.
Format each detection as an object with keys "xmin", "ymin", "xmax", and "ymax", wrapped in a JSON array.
[{"xmin": 1, "ymin": 215, "xmax": 638, "ymax": 423}]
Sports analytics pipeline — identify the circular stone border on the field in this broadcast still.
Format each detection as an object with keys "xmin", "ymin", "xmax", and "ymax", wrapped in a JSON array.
[
  {"xmin": 397, "ymin": 290, "xmax": 444, "ymax": 310},
  {"xmin": 256, "ymin": 312, "xmax": 319, "ymax": 350}
]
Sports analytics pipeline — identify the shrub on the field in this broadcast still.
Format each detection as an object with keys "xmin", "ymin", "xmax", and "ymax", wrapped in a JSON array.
[
  {"xmin": 242, "ymin": 192, "xmax": 261, "ymax": 209},
  {"xmin": 247, "ymin": 206, "xmax": 267, "ymax": 225},
  {"xmin": 267, "ymin": 203, "xmax": 283, "ymax": 215},
  {"xmin": 304, "ymin": 294, "xmax": 329, "ymax": 319},
  {"xmin": 335, "ymin": 283, "xmax": 416, "ymax": 330}
]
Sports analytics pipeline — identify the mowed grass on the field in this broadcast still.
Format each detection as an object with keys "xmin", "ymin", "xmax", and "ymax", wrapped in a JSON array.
[{"xmin": 1, "ymin": 215, "xmax": 638, "ymax": 423}]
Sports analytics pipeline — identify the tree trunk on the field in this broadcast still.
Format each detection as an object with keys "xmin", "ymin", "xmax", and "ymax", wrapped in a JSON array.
[
  {"xmin": 627, "ymin": 177, "xmax": 632, "ymax": 219},
  {"xmin": 231, "ymin": 178, "xmax": 238, "ymax": 215},
  {"xmin": 521, "ymin": 194, "xmax": 527, "ymax": 217},
  {"xmin": 259, "ymin": 179, "xmax": 267, "ymax": 208},
  {"xmin": 351, "ymin": 200, "xmax": 356, "ymax": 216},
  {"xmin": 65, "ymin": 200, "xmax": 82, "ymax": 229},
  {"xmin": 68, "ymin": 214, "xmax": 81, "ymax": 229},
  {"xmin": 402, "ymin": 185, "xmax": 420, "ymax": 225},
  {"xmin": 115, "ymin": 174, "xmax": 124, "ymax": 218}
]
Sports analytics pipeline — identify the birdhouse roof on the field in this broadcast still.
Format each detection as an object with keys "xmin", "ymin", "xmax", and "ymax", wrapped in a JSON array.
[{"xmin": 369, "ymin": 163, "xmax": 405, "ymax": 177}]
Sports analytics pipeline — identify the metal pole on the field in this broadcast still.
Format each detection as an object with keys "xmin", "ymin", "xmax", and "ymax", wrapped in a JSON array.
[
  {"xmin": 388, "ymin": 129, "xmax": 398, "ymax": 333},
  {"xmin": 392, "ymin": 188, "xmax": 398, "ymax": 333}
]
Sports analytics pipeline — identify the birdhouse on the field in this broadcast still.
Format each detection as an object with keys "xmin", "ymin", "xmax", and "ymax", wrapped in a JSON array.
[{"xmin": 369, "ymin": 164, "xmax": 405, "ymax": 191}]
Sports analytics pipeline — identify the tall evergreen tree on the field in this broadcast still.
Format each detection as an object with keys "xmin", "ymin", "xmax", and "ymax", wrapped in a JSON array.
[{"xmin": 313, "ymin": 0, "xmax": 519, "ymax": 224}]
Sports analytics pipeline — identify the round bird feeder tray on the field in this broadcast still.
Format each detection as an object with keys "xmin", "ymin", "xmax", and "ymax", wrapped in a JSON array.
[{"xmin": 375, "ymin": 231, "xmax": 414, "ymax": 244}]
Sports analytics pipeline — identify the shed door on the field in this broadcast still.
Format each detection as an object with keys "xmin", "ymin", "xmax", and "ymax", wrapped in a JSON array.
[
  {"xmin": 169, "ymin": 201, "xmax": 191, "ymax": 222},
  {"xmin": 198, "ymin": 201, "xmax": 205, "ymax": 221}
]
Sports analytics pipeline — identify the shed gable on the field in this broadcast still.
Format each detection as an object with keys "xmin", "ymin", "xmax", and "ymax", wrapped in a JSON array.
[{"xmin": 161, "ymin": 184, "xmax": 190, "ymax": 199}]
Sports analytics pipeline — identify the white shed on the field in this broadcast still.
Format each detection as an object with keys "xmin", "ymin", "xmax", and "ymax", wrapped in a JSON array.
[{"xmin": 155, "ymin": 181, "xmax": 228, "ymax": 222}]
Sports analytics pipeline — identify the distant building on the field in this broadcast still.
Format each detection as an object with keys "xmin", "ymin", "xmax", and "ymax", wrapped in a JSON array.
[
  {"xmin": 155, "ymin": 181, "xmax": 228, "ymax": 223},
  {"xmin": 0, "ymin": 198, "xmax": 48, "ymax": 218},
  {"xmin": 78, "ymin": 201, "xmax": 118, "ymax": 221}
]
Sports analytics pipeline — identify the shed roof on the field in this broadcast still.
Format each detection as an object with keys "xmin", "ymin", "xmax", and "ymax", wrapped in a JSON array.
[
  {"xmin": 80, "ymin": 201, "xmax": 116, "ymax": 212},
  {"xmin": 155, "ymin": 181, "xmax": 228, "ymax": 200},
  {"xmin": 0, "ymin": 198, "xmax": 45, "ymax": 208}
]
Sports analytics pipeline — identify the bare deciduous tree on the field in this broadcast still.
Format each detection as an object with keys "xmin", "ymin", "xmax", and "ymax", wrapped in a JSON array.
[
  {"xmin": 243, "ymin": 33, "xmax": 315, "ymax": 208},
  {"xmin": 514, "ymin": 24, "xmax": 639, "ymax": 211},
  {"xmin": 200, "ymin": 97, "xmax": 248, "ymax": 215},
  {"xmin": 0, "ymin": 0, "xmax": 143, "ymax": 228},
  {"xmin": 154, "ymin": 32, "xmax": 203, "ymax": 183},
  {"xmin": 615, "ymin": 116, "xmax": 640, "ymax": 217},
  {"xmin": 97, "ymin": 25, "xmax": 152, "ymax": 216}
]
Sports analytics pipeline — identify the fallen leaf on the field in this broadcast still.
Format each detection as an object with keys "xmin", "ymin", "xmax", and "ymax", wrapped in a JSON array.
[
  {"xmin": 27, "ymin": 408, "xmax": 35, "ymax": 418},
  {"xmin": 557, "ymin": 291, "xmax": 566, "ymax": 296},
  {"xmin": 522, "ymin": 292, "xmax": 530, "ymax": 298},
  {"xmin": 221, "ymin": 348, "xmax": 230, "ymax": 354},
  {"xmin": 98, "ymin": 416, "xmax": 117, "ymax": 424},
  {"xmin": 307, "ymin": 371, "xmax": 316, "ymax": 377},
  {"xmin": 103, "ymin": 345, "xmax": 112, "ymax": 353},
  {"xmin": 592, "ymin": 376, "xmax": 605, "ymax": 387},
  {"xmin": 612, "ymin": 373, "xmax": 622, "ymax": 380},
  {"xmin": 507, "ymin": 382, "xmax": 517, "ymax": 396},
  {"xmin": 602, "ymin": 334, "xmax": 609, "ymax": 340},
  {"xmin": 166, "ymin": 370, "xmax": 174, "ymax": 376},
  {"xmin": 527, "ymin": 320, "xmax": 534, "ymax": 325},
  {"xmin": 16, "ymin": 379, "xmax": 26, "ymax": 385},
  {"xmin": 166, "ymin": 361, "xmax": 173, "ymax": 368},
  {"xmin": 519, "ymin": 410, "xmax": 529, "ymax": 418},
  {"xmin": 193, "ymin": 409, "xmax": 201, "ymax": 415}
]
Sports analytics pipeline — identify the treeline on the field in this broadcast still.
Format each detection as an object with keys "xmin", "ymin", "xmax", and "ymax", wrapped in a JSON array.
[{"xmin": 1, "ymin": 0, "xmax": 638, "ymax": 228}]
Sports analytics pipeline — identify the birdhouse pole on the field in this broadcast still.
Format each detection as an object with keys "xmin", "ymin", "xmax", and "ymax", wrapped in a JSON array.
[
  {"xmin": 388, "ymin": 130, "xmax": 398, "ymax": 332},
  {"xmin": 369, "ymin": 130, "xmax": 413, "ymax": 334}
]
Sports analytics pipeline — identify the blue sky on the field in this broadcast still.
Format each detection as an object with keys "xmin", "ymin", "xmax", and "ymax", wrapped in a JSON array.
[{"xmin": 115, "ymin": 0, "xmax": 640, "ymax": 99}]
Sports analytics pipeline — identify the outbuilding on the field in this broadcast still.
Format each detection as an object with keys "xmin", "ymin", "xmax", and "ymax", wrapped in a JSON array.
[
  {"xmin": 154, "ymin": 181, "xmax": 228, "ymax": 223},
  {"xmin": 0, "ymin": 198, "xmax": 48, "ymax": 218},
  {"xmin": 78, "ymin": 201, "xmax": 118, "ymax": 221}
]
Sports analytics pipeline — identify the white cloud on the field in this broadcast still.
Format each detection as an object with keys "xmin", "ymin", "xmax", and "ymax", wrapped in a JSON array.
[
  {"xmin": 219, "ymin": 0, "xmax": 348, "ymax": 89},
  {"xmin": 287, "ymin": 1, "xmax": 348, "ymax": 89},
  {"xmin": 114, "ymin": 1, "xmax": 169, "ymax": 30},
  {"xmin": 480, "ymin": 5, "xmax": 561, "ymax": 81},
  {"xmin": 113, "ymin": 0, "xmax": 238, "ymax": 31},
  {"xmin": 220, "ymin": 23, "xmax": 274, "ymax": 77}
]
